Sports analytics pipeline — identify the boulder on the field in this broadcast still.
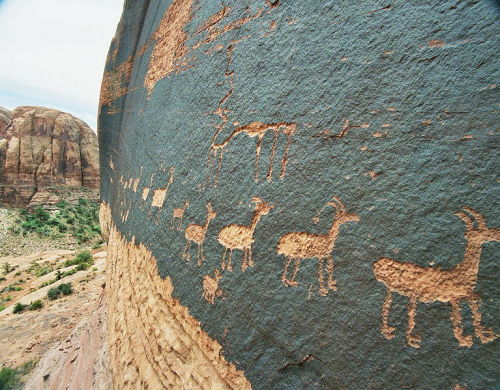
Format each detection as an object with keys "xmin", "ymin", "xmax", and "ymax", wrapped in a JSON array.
[
  {"xmin": 0, "ymin": 106, "xmax": 99, "ymax": 207},
  {"xmin": 99, "ymin": 1, "xmax": 499, "ymax": 389}
]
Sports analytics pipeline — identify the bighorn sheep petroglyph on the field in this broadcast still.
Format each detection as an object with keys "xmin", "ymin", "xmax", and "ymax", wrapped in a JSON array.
[
  {"xmin": 218, "ymin": 197, "xmax": 273, "ymax": 272},
  {"xmin": 277, "ymin": 197, "xmax": 359, "ymax": 296},
  {"xmin": 373, "ymin": 207, "xmax": 500, "ymax": 348},
  {"xmin": 183, "ymin": 202, "xmax": 217, "ymax": 266}
]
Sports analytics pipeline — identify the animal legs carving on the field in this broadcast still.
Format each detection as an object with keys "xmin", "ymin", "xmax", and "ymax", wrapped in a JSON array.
[
  {"xmin": 468, "ymin": 295, "xmax": 498, "ymax": 344},
  {"xmin": 406, "ymin": 297, "xmax": 421, "ymax": 348},
  {"xmin": 381, "ymin": 290, "xmax": 396, "ymax": 340},
  {"xmin": 247, "ymin": 246, "xmax": 254, "ymax": 267},
  {"xmin": 282, "ymin": 257, "xmax": 292, "ymax": 285},
  {"xmin": 326, "ymin": 255, "xmax": 337, "ymax": 291},
  {"xmin": 450, "ymin": 300, "xmax": 473, "ymax": 347},
  {"xmin": 182, "ymin": 241, "xmax": 191, "ymax": 261},
  {"xmin": 197, "ymin": 244, "xmax": 205, "ymax": 266},
  {"xmin": 318, "ymin": 257, "xmax": 328, "ymax": 296},
  {"xmin": 221, "ymin": 248, "xmax": 228, "ymax": 270},
  {"xmin": 225, "ymin": 249, "xmax": 233, "ymax": 272},
  {"xmin": 282, "ymin": 257, "xmax": 300, "ymax": 286}
]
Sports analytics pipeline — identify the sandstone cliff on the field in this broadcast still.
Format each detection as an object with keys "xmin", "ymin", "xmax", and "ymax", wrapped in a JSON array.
[
  {"xmin": 0, "ymin": 106, "xmax": 99, "ymax": 207},
  {"xmin": 99, "ymin": 1, "xmax": 499, "ymax": 389},
  {"xmin": 0, "ymin": 106, "xmax": 10, "ymax": 133}
]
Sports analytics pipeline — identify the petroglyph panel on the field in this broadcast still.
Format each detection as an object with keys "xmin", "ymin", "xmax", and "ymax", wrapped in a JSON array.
[{"xmin": 99, "ymin": 1, "xmax": 499, "ymax": 388}]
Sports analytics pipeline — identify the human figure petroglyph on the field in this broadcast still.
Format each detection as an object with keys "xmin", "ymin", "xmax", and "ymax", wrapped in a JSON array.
[
  {"xmin": 208, "ymin": 122, "xmax": 296, "ymax": 185},
  {"xmin": 203, "ymin": 269, "xmax": 223, "ymax": 304},
  {"xmin": 373, "ymin": 207, "xmax": 500, "ymax": 348},
  {"xmin": 277, "ymin": 197, "xmax": 359, "ymax": 296},
  {"xmin": 170, "ymin": 200, "xmax": 190, "ymax": 230},
  {"xmin": 183, "ymin": 202, "xmax": 217, "ymax": 265},
  {"xmin": 218, "ymin": 197, "xmax": 273, "ymax": 272}
]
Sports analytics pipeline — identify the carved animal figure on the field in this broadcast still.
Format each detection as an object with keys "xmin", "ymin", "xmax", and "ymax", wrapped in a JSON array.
[
  {"xmin": 277, "ymin": 197, "xmax": 359, "ymax": 296},
  {"xmin": 170, "ymin": 200, "xmax": 190, "ymax": 230},
  {"xmin": 183, "ymin": 202, "xmax": 217, "ymax": 265},
  {"xmin": 203, "ymin": 269, "xmax": 223, "ymax": 304},
  {"xmin": 373, "ymin": 207, "xmax": 500, "ymax": 348},
  {"xmin": 218, "ymin": 197, "xmax": 273, "ymax": 272},
  {"xmin": 208, "ymin": 122, "xmax": 296, "ymax": 185}
]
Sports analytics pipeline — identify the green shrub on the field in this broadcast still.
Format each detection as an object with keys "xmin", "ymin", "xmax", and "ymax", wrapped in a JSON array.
[
  {"xmin": 28, "ymin": 300, "xmax": 43, "ymax": 311},
  {"xmin": 35, "ymin": 266, "xmax": 52, "ymax": 277},
  {"xmin": 12, "ymin": 303, "xmax": 27, "ymax": 314},
  {"xmin": 47, "ymin": 287, "xmax": 60, "ymax": 300},
  {"xmin": 2, "ymin": 262, "xmax": 13, "ymax": 274},
  {"xmin": 40, "ymin": 280, "xmax": 56, "ymax": 288},
  {"xmin": 64, "ymin": 251, "xmax": 93, "ymax": 270},
  {"xmin": 58, "ymin": 283, "xmax": 73, "ymax": 296},
  {"xmin": 0, "ymin": 366, "xmax": 19, "ymax": 389},
  {"xmin": 0, "ymin": 285, "xmax": 22, "ymax": 293},
  {"xmin": 0, "ymin": 305, "xmax": 5, "ymax": 312},
  {"xmin": 16, "ymin": 200, "xmax": 100, "ymax": 242},
  {"xmin": 47, "ymin": 283, "xmax": 72, "ymax": 300}
]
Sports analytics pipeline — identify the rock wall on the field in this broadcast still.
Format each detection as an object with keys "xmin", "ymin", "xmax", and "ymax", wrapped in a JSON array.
[
  {"xmin": 99, "ymin": 1, "xmax": 499, "ymax": 389},
  {"xmin": 0, "ymin": 106, "xmax": 99, "ymax": 207},
  {"xmin": 0, "ymin": 106, "xmax": 10, "ymax": 133}
]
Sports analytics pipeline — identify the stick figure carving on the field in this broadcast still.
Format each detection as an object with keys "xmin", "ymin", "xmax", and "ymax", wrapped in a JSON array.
[
  {"xmin": 170, "ymin": 200, "xmax": 190, "ymax": 230},
  {"xmin": 182, "ymin": 202, "xmax": 217, "ymax": 266},
  {"xmin": 218, "ymin": 197, "xmax": 273, "ymax": 272},
  {"xmin": 277, "ymin": 197, "xmax": 359, "ymax": 296},
  {"xmin": 373, "ymin": 207, "xmax": 500, "ymax": 348},
  {"xmin": 208, "ymin": 122, "xmax": 296, "ymax": 185}
]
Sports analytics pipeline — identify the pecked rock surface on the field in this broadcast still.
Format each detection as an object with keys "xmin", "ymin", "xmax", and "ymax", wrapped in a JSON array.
[
  {"xmin": 0, "ymin": 106, "xmax": 99, "ymax": 207},
  {"xmin": 99, "ymin": 1, "xmax": 499, "ymax": 389}
]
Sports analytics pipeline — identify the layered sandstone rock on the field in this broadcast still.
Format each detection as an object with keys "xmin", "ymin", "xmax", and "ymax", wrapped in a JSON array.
[
  {"xmin": 0, "ymin": 106, "xmax": 99, "ymax": 207},
  {"xmin": 99, "ymin": 1, "xmax": 499, "ymax": 389},
  {"xmin": 0, "ymin": 106, "xmax": 10, "ymax": 133}
]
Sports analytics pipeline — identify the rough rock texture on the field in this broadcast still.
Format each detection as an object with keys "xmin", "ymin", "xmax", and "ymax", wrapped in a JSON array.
[
  {"xmin": 0, "ymin": 106, "xmax": 11, "ymax": 133},
  {"xmin": 0, "ymin": 106, "xmax": 99, "ymax": 207},
  {"xmin": 24, "ymin": 291, "xmax": 112, "ymax": 390},
  {"xmin": 99, "ymin": 1, "xmax": 499, "ymax": 389}
]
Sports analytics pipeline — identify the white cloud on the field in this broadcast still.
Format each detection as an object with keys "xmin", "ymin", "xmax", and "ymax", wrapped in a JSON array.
[{"xmin": 0, "ymin": 0, "xmax": 124, "ymax": 130}]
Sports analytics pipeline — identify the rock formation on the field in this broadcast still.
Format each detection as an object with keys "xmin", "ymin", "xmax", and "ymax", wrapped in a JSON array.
[
  {"xmin": 0, "ymin": 106, "xmax": 11, "ymax": 133},
  {"xmin": 99, "ymin": 1, "xmax": 499, "ymax": 389},
  {"xmin": 0, "ymin": 106, "xmax": 99, "ymax": 207}
]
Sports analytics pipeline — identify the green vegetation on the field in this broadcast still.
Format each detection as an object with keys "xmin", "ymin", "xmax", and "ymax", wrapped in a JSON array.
[
  {"xmin": 0, "ymin": 285, "xmax": 23, "ymax": 293},
  {"xmin": 12, "ymin": 199, "xmax": 101, "ymax": 243},
  {"xmin": 64, "ymin": 250, "xmax": 93, "ymax": 267},
  {"xmin": 2, "ymin": 262, "xmax": 13, "ymax": 275},
  {"xmin": 0, "ymin": 366, "xmax": 19, "ymax": 390},
  {"xmin": 28, "ymin": 300, "xmax": 43, "ymax": 311},
  {"xmin": 47, "ymin": 282, "xmax": 73, "ymax": 300},
  {"xmin": 12, "ymin": 303, "xmax": 27, "ymax": 314},
  {"xmin": 0, "ymin": 305, "xmax": 5, "ymax": 312},
  {"xmin": 27, "ymin": 260, "xmax": 53, "ymax": 277},
  {"xmin": 36, "ymin": 251, "xmax": 93, "ymax": 289},
  {"xmin": 0, "ymin": 360, "xmax": 37, "ymax": 390}
]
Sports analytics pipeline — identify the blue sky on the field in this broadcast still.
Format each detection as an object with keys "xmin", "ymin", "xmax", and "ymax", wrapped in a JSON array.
[{"xmin": 0, "ymin": 0, "xmax": 123, "ymax": 130}]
